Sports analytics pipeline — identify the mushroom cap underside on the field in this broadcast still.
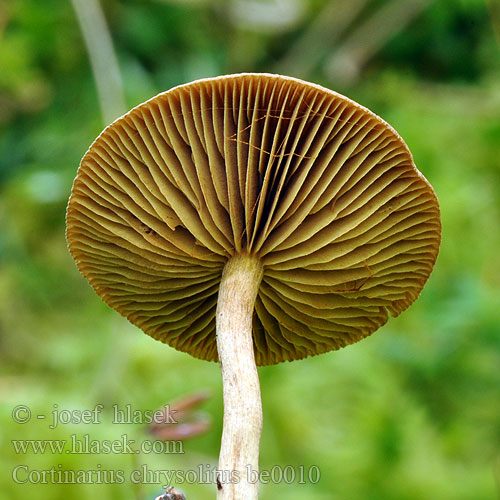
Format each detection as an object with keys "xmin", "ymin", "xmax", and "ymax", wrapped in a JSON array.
[{"xmin": 66, "ymin": 73, "xmax": 441, "ymax": 366}]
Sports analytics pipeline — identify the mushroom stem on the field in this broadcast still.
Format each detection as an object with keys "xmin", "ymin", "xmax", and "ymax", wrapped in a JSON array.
[{"xmin": 216, "ymin": 253, "xmax": 264, "ymax": 500}]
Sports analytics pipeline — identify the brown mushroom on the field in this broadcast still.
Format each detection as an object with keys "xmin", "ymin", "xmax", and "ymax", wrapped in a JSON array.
[{"xmin": 66, "ymin": 73, "xmax": 441, "ymax": 500}]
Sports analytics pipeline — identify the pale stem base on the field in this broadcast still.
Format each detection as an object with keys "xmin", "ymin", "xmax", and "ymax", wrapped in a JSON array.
[{"xmin": 216, "ymin": 254, "xmax": 263, "ymax": 500}]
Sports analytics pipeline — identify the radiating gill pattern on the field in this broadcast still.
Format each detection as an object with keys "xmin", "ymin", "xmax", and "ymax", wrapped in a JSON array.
[{"xmin": 67, "ymin": 74, "xmax": 441, "ymax": 365}]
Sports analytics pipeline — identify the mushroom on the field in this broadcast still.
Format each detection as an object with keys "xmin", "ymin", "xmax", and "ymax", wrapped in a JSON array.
[{"xmin": 66, "ymin": 73, "xmax": 441, "ymax": 500}]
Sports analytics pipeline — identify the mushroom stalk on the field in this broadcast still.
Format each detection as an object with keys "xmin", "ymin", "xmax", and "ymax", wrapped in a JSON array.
[{"xmin": 216, "ymin": 253, "xmax": 264, "ymax": 500}]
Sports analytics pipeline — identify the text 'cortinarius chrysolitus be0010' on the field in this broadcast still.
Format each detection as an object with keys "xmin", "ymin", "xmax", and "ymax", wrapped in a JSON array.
[{"xmin": 66, "ymin": 73, "xmax": 441, "ymax": 500}]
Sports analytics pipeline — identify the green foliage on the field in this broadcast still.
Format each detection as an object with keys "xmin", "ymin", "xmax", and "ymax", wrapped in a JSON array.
[{"xmin": 1, "ymin": 0, "xmax": 499, "ymax": 499}]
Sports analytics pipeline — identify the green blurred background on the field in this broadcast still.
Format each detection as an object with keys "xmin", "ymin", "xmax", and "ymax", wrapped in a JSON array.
[{"xmin": 1, "ymin": 0, "xmax": 500, "ymax": 499}]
